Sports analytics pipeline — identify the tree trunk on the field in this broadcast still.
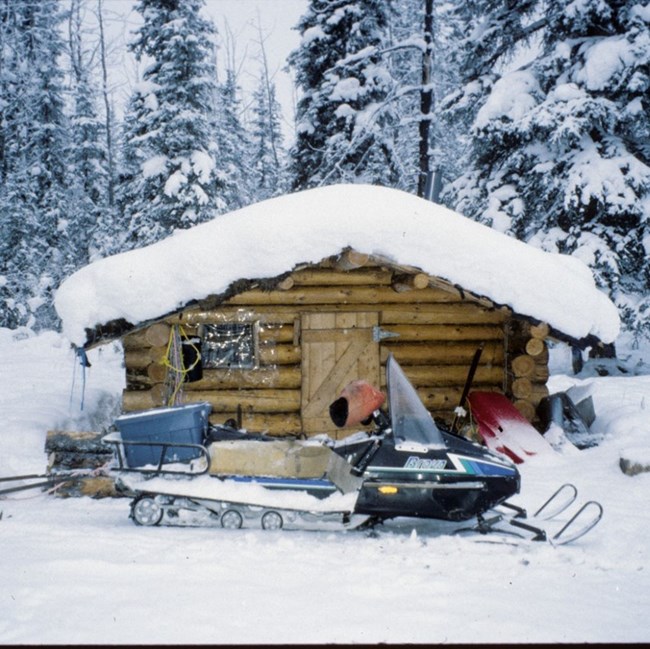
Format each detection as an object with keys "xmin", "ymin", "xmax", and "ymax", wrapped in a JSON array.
[
  {"xmin": 417, "ymin": 0, "xmax": 434, "ymax": 198},
  {"xmin": 97, "ymin": 0, "xmax": 115, "ymax": 207}
]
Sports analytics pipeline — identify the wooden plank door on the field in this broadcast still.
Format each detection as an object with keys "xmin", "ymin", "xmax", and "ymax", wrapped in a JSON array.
[{"xmin": 301, "ymin": 312, "xmax": 380, "ymax": 438}]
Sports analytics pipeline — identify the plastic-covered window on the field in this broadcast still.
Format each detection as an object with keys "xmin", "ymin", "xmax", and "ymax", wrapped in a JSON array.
[{"xmin": 201, "ymin": 323, "xmax": 258, "ymax": 369}]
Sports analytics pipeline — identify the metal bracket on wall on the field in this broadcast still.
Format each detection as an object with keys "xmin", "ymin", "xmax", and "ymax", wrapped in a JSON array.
[{"xmin": 373, "ymin": 326, "xmax": 400, "ymax": 343}]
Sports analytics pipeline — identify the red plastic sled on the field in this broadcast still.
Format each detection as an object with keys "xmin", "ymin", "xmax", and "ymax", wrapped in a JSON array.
[{"xmin": 467, "ymin": 391, "xmax": 556, "ymax": 464}]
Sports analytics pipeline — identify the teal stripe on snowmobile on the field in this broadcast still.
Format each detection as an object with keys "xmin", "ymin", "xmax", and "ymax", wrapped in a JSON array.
[{"xmin": 459, "ymin": 458, "xmax": 516, "ymax": 476}]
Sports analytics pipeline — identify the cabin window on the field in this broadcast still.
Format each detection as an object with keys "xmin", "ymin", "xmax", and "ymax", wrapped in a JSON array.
[{"xmin": 200, "ymin": 322, "xmax": 258, "ymax": 369}]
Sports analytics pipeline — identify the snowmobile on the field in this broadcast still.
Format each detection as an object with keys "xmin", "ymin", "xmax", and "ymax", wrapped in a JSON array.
[{"xmin": 103, "ymin": 354, "xmax": 602, "ymax": 544}]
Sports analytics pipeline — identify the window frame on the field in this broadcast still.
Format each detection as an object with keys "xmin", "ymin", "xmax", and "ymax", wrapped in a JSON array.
[{"xmin": 199, "ymin": 321, "xmax": 260, "ymax": 370}]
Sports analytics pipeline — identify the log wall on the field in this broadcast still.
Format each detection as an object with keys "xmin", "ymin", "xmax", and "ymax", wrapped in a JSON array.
[
  {"xmin": 121, "ymin": 264, "xmax": 550, "ymax": 436},
  {"xmin": 505, "ymin": 320, "xmax": 550, "ymax": 421}
]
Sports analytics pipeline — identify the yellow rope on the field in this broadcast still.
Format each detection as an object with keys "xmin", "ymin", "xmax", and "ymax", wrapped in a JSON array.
[{"xmin": 162, "ymin": 325, "xmax": 201, "ymax": 406}]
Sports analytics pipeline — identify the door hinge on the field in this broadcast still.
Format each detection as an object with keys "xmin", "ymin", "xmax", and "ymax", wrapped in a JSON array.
[{"xmin": 373, "ymin": 326, "xmax": 400, "ymax": 342}]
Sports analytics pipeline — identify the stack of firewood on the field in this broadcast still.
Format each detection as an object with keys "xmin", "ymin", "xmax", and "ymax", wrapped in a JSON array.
[{"xmin": 45, "ymin": 430, "xmax": 117, "ymax": 498}]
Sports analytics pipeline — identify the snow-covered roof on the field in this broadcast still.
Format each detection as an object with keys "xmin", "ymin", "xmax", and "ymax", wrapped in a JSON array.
[{"xmin": 54, "ymin": 184, "xmax": 620, "ymax": 347}]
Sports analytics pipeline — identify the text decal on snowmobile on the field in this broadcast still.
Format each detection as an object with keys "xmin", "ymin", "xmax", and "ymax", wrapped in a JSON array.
[{"xmin": 404, "ymin": 456, "xmax": 447, "ymax": 470}]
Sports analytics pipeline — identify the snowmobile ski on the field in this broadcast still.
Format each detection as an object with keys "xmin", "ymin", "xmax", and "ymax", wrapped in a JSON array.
[{"xmin": 455, "ymin": 483, "xmax": 603, "ymax": 545}]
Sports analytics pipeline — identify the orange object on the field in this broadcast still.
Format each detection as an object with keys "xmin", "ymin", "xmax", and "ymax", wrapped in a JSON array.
[{"xmin": 329, "ymin": 380, "xmax": 386, "ymax": 428}]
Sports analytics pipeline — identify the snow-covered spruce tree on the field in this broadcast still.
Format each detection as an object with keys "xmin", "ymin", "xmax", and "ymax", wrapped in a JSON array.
[
  {"xmin": 443, "ymin": 0, "xmax": 650, "ymax": 340},
  {"xmin": 213, "ymin": 68, "xmax": 254, "ymax": 211},
  {"xmin": 249, "ymin": 70, "xmax": 288, "ymax": 201},
  {"xmin": 119, "ymin": 0, "xmax": 224, "ymax": 250},
  {"xmin": 67, "ymin": 0, "xmax": 110, "ymax": 264},
  {"xmin": 0, "ymin": 0, "xmax": 71, "ymax": 330},
  {"xmin": 440, "ymin": 0, "xmax": 542, "ymax": 223},
  {"xmin": 287, "ymin": 0, "xmax": 401, "ymax": 190}
]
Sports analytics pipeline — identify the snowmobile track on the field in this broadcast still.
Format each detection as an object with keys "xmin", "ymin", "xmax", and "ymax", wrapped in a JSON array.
[{"xmin": 128, "ymin": 491, "xmax": 371, "ymax": 532}]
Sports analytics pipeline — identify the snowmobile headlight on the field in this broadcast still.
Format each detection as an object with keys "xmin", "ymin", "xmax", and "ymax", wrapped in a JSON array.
[{"xmin": 378, "ymin": 485, "xmax": 399, "ymax": 495}]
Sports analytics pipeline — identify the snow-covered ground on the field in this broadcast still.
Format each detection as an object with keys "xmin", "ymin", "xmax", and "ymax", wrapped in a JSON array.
[{"xmin": 1, "ymin": 327, "xmax": 649, "ymax": 644}]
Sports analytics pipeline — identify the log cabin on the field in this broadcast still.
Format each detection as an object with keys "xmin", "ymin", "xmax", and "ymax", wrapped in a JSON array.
[
  {"xmin": 55, "ymin": 184, "xmax": 620, "ymax": 440},
  {"xmin": 116, "ymin": 253, "xmax": 553, "ymax": 437}
]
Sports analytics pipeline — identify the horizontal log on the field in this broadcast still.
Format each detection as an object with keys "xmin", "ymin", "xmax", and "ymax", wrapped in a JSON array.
[
  {"xmin": 147, "ymin": 363, "xmax": 168, "ymax": 383},
  {"xmin": 276, "ymin": 276, "xmax": 294, "ymax": 291},
  {"xmin": 531, "ymin": 384, "xmax": 549, "ymax": 401},
  {"xmin": 167, "ymin": 309, "xmax": 296, "ymax": 326},
  {"xmin": 511, "ymin": 378, "xmax": 549, "ymax": 401},
  {"xmin": 381, "ymin": 324, "xmax": 504, "ymax": 342},
  {"xmin": 511, "ymin": 354, "xmax": 536, "ymax": 377},
  {"xmin": 529, "ymin": 322, "xmax": 550, "ymax": 339},
  {"xmin": 165, "ymin": 300, "xmax": 508, "ymax": 328},
  {"xmin": 123, "ymin": 329, "xmax": 154, "ymax": 350},
  {"xmin": 417, "ymin": 387, "xmax": 465, "ymax": 411},
  {"xmin": 511, "ymin": 377, "xmax": 533, "ymax": 399},
  {"xmin": 417, "ymin": 387, "xmax": 501, "ymax": 413},
  {"xmin": 381, "ymin": 303, "xmax": 507, "ymax": 325},
  {"xmin": 128, "ymin": 356, "xmax": 509, "ymax": 392},
  {"xmin": 382, "ymin": 341, "xmax": 504, "ymax": 365},
  {"xmin": 333, "ymin": 249, "xmax": 371, "ymax": 270},
  {"xmin": 525, "ymin": 338, "xmax": 546, "ymax": 357},
  {"xmin": 259, "ymin": 324, "xmax": 295, "ymax": 344},
  {"xmin": 513, "ymin": 399, "xmax": 537, "ymax": 421},
  {"xmin": 430, "ymin": 410, "xmax": 459, "ymax": 426},
  {"xmin": 291, "ymin": 268, "xmax": 393, "ymax": 286},
  {"xmin": 510, "ymin": 355, "xmax": 550, "ymax": 382},
  {"xmin": 122, "ymin": 385, "xmax": 166, "ymax": 410},
  {"xmin": 126, "ymin": 371, "xmax": 156, "ymax": 390},
  {"xmin": 208, "ymin": 411, "xmax": 302, "ymax": 436},
  {"xmin": 391, "ymin": 273, "xmax": 430, "ymax": 293},
  {"xmin": 124, "ymin": 346, "xmax": 168, "ymax": 369},
  {"xmin": 123, "ymin": 387, "xmax": 299, "ymax": 413},
  {"xmin": 177, "ymin": 303, "xmax": 482, "ymax": 323},
  {"xmin": 225, "ymin": 286, "xmax": 477, "ymax": 306},
  {"xmin": 182, "ymin": 389, "xmax": 301, "ymax": 413},
  {"xmin": 427, "ymin": 277, "xmax": 498, "ymax": 309},
  {"xmin": 259, "ymin": 344, "xmax": 301, "ymax": 365},
  {"xmin": 183, "ymin": 367, "xmax": 301, "ymax": 390},
  {"xmin": 403, "ymin": 365, "xmax": 504, "ymax": 387},
  {"xmin": 122, "ymin": 324, "xmax": 171, "ymax": 349},
  {"xmin": 145, "ymin": 323, "xmax": 171, "ymax": 347},
  {"xmin": 124, "ymin": 349, "xmax": 151, "ymax": 369}
]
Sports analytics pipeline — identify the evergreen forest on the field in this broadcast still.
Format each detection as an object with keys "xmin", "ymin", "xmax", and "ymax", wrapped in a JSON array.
[{"xmin": 1, "ymin": 0, "xmax": 648, "ymax": 344}]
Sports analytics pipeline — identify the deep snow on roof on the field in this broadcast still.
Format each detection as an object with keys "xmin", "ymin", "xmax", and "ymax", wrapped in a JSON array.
[{"xmin": 54, "ymin": 184, "xmax": 620, "ymax": 346}]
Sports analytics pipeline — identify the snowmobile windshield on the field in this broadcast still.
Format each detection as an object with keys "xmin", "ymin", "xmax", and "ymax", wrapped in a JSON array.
[{"xmin": 386, "ymin": 354, "xmax": 446, "ymax": 450}]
